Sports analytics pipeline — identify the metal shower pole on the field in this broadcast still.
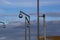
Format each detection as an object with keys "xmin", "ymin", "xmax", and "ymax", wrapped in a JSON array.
[
  {"xmin": 25, "ymin": 16, "xmax": 30, "ymax": 40},
  {"xmin": 25, "ymin": 16, "xmax": 27, "ymax": 40},
  {"xmin": 43, "ymin": 14, "xmax": 46, "ymax": 40},
  {"xmin": 37, "ymin": 0, "xmax": 40, "ymax": 40},
  {"xmin": 39, "ymin": 14, "xmax": 46, "ymax": 40},
  {"xmin": 19, "ymin": 11, "xmax": 30, "ymax": 40}
]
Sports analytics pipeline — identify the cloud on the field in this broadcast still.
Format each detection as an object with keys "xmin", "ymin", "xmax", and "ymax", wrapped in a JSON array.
[
  {"xmin": 0, "ymin": 37, "xmax": 6, "ymax": 40},
  {"xmin": 6, "ymin": 21, "xmax": 24, "ymax": 28},
  {"xmin": 2, "ymin": 0, "xmax": 12, "ymax": 5},
  {"xmin": 0, "ymin": 13, "xmax": 18, "ymax": 17},
  {"xmin": 0, "ymin": 0, "xmax": 36, "ymax": 8},
  {"xmin": 0, "ymin": 20, "xmax": 60, "ymax": 40},
  {"xmin": 0, "ymin": 0, "xmax": 60, "ymax": 8},
  {"xmin": 29, "ymin": 12, "xmax": 60, "ymax": 17},
  {"xmin": 40, "ymin": 1, "xmax": 60, "ymax": 6},
  {"xmin": 45, "ymin": 12, "xmax": 60, "ymax": 17}
]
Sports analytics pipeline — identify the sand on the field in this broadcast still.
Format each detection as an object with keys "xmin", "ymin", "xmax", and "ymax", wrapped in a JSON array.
[{"xmin": 39, "ymin": 36, "xmax": 60, "ymax": 40}]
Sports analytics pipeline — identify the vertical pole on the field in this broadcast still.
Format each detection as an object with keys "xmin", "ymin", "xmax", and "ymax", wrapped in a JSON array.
[
  {"xmin": 43, "ymin": 14, "xmax": 46, "ymax": 40},
  {"xmin": 29, "ymin": 17, "xmax": 30, "ymax": 40},
  {"xmin": 37, "ymin": 0, "xmax": 39, "ymax": 40},
  {"xmin": 28, "ymin": 17, "xmax": 30, "ymax": 40},
  {"xmin": 26, "ymin": 17, "xmax": 30, "ymax": 40},
  {"xmin": 25, "ymin": 16, "xmax": 27, "ymax": 40}
]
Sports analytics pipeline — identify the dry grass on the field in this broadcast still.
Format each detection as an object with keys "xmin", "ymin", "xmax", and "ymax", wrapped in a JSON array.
[{"xmin": 39, "ymin": 36, "xmax": 60, "ymax": 40}]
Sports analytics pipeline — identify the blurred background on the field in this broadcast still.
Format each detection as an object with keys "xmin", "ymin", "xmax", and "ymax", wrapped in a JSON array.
[{"xmin": 0, "ymin": 0, "xmax": 60, "ymax": 40}]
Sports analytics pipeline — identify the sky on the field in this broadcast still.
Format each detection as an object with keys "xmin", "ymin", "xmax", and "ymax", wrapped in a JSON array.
[
  {"xmin": 0, "ymin": 0, "xmax": 60, "ymax": 40},
  {"xmin": 0, "ymin": 0, "xmax": 60, "ymax": 24}
]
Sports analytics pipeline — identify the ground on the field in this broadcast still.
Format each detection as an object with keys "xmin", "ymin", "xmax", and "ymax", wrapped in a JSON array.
[{"xmin": 39, "ymin": 36, "xmax": 60, "ymax": 40}]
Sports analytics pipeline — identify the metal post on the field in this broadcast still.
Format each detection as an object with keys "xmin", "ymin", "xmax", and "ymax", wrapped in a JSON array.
[
  {"xmin": 37, "ymin": 0, "xmax": 39, "ymax": 40},
  {"xmin": 25, "ymin": 16, "xmax": 30, "ymax": 40},
  {"xmin": 29, "ymin": 17, "xmax": 30, "ymax": 40},
  {"xmin": 19, "ymin": 11, "xmax": 30, "ymax": 40},
  {"xmin": 28, "ymin": 24, "xmax": 30, "ymax": 40},
  {"xmin": 43, "ymin": 14, "xmax": 46, "ymax": 40},
  {"xmin": 25, "ymin": 16, "xmax": 27, "ymax": 40}
]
